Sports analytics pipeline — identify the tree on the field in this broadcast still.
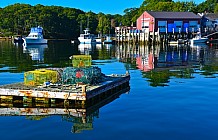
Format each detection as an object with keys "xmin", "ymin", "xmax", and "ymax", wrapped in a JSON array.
[
  {"xmin": 196, "ymin": 0, "xmax": 218, "ymax": 13},
  {"xmin": 214, "ymin": 3, "xmax": 218, "ymax": 13}
]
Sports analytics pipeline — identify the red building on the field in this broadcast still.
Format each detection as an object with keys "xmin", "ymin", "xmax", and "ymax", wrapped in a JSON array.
[{"xmin": 137, "ymin": 11, "xmax": 201, "ymax": 33}]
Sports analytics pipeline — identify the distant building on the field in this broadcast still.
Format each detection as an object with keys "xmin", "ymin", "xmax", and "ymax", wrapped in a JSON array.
[
  {"xmin": 201, "ymin": 13, "xmax": 218, "ymax": 31},
  {"xmin": 136, "ymin": 11, "xmax": 201, "ymax": 34}
]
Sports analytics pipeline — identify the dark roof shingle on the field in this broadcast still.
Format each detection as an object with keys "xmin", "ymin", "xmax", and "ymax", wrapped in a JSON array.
[
  {"xmin": 205, "ymin": 13, "xmax": 218, "ymax": 20},
  {"xmin": 147, "ymin": 11, "xmax": 201, "ymax": 19}
]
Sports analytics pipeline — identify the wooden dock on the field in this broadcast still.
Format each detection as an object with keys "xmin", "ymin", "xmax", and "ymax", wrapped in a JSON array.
[
  {"xmin": 0, "ymin": 73, "xmax": 130, "ymax": 107},
  {"xmin": 0, "ymin": 84, "xmax": 130, "ymax": 133}
]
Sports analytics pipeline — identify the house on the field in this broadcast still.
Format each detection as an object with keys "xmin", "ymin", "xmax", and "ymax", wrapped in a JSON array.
[
  {"xmin": 136, "ymin": 11, "xmax": 201, "ymax": 34},
  {"xmin": 201, "ymin": 13, "xmax": 218, "ymax": 31}
]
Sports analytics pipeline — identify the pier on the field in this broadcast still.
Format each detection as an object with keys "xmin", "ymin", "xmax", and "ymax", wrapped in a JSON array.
[{"xmin": 115, "ymin": 27, "xmax": 218, "ymax": 45}]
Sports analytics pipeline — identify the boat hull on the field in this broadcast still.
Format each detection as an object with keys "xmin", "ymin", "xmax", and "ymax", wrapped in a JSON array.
[
  {"xmin": 25, "ymin": 38, "xmax": 48, "ymax": 45},
  {"xmin": 95, "ymin": 38, "xmax": 102, "ymax": 44},
  {"xmin": 190, "ymin": 39, "xmax": 208, "ymax": 46},
  {"xmin": 191, "ymin": 38, "xmax": 208, "ymax": 44},
  {"xmin": 78, "ymin": 38, "xmax": 96, "ymax": 44},
  {"xmin": 103, "ymin": 36, "xmax": 113, "ymax": 44},
  {"xmin": 14, "ymin": 37, "xmax": 24, "ymax": 44}
]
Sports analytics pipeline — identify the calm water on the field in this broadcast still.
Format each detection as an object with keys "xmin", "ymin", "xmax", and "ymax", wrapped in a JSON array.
[{"xmin": 0, "ymin": 40, "xmax": 218, "ymax": 140}]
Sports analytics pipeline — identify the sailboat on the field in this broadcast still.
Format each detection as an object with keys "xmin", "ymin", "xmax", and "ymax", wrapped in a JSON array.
[{"xmin": 103, "ymin": 24, "xmax": 113, "ymax": 44}]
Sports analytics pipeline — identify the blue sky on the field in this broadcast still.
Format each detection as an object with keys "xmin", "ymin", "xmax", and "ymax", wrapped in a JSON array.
[{"xmin": 1, "ymin": 0, "xmax": 205, "ymax": 15}]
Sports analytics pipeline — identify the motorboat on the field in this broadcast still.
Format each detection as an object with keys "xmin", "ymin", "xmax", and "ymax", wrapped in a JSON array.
[
  {"xmin": 95, "ymin": 37, "xmax": 102, "ymax": 44},
  {"xmin": 103, "ymin": 36, "xmax": 113, "ymax": 44},
  {"xmin": 95, "ymin": 35, "xmax": 103, "ymax": 44},
  {"xmin": 24, "ymin": 26, "xmax": 47, "ymax": 45},
  {"xmin": 190, "ymin": 32, "xmax": 208, "ymax": 46},
  {"xmin": 13, "ymin": 35, "xmax": 24, "ymax": 44},
  {"xmin": 78, "ymin": 28, "xmax": 96, "ymax": 44}
]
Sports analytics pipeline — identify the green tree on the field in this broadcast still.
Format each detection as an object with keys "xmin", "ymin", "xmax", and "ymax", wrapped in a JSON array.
[
  {"xmin": 196, "ymin": 0, "xmax": 218, "ymax": 13},
  {"xmin": 214, "ymin": 3, "xmax": 218, "ymax": 13}
]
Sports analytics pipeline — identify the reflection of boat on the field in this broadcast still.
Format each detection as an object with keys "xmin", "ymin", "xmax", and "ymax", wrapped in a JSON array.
[
  {"xmin": 0, "ymin": 85, "xmax": 130, "ymax": 133},
  {"xmin": 23, "ymin": 44, "xmax": 48, "ymax": 62},
  {"xmin": 78, "ymin": 43, "xmax": 95, "ymax": 54},
  {"xmin": 190, "ymin": 32, "xmax": 208, "ymax": 46},
  {"xmin": 189, "ymin": 43, "xmax": 208, "ymax": 48},
  {"xmin": 96, "ymin": 43, "xmax": 102, "ymax": 49},
  {"xmin": 78, "ymin": 28, "xmax": 96, "ymax": 44},
  {"xmin": 168, "ymin": 39, "xmax": 188, "ymax": 46},
  {"xmin": 104, "ymin": 44, "xmax": 112, "ymax": 49},
  {"xmin": 24, "ymin": 26, "xmax": 47, "ymax": 45}
]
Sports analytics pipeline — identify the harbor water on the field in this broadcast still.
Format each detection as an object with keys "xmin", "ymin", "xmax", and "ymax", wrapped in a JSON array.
[{"xmin": 0, "ymin": 40, "xmax": 218, "ymax": 139}]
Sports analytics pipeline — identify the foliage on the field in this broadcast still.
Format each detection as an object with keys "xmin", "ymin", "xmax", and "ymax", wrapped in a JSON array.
[
  {"xmin": 0, "ymin": 3, "xmax": 123, "ymax": 38},
  {"xmin": 96, "ymin": 13, "xmax": 111, "ymax": 35},
  {"xmin": 142, "ymin": 68, "xmax": 194, "ymax": 87},
  {"xmin": 196, "ymin": 0, "xmax": 218, "ymax": 13},
  {"xmin": 0, "ymin": 1, "xmax": 217, "ymax": 38},
  {"xmin": 201, "ymin": 65, "xmax": 218, "ymax": 76},
  {"xmin": 143, "ymin": 70, "xmax": 170, "ymax": 87},
  {"xmin": 214, "ymin": 3, "xmax": 218, "ymax": 13}
]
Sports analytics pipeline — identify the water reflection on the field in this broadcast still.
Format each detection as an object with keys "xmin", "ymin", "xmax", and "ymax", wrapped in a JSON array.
[
  {"xmin": 78, "ymin": 43, "xmax": 96, "ymax": 55},
  {"xmin": 0, "ymin": 86, "xmax": 129, "ymax": 133},
  {"xmin": 116, "ymin": 42, "xmax": 218, "ymax": 86},
  {"xmin": 0, "ymin": 41, "xmax": 34, "ymax": 72},
  {"xmin": 78, "ymin": 43, "xmax": 114, "ymax": 60},
  {"xmin": 23, "ymin": 44, "xmax": 48, "ymax": 62},
  {"xmin": 1, "ymin": 40, "xmax": 218, "ymax": 86}
]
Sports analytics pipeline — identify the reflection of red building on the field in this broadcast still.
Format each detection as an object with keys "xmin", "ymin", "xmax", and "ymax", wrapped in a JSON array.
[{"xmin": 136, "ymin": 53, "xmax": 154, "ymax": 72}]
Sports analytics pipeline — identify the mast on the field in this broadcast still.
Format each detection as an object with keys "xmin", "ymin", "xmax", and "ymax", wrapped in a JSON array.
[
  {"xmin": 80, "ymin": 21, "xmax": 82, "ymax": 34},
  {"xmin": 86, "ymin": 15, "xmax": 89, "ymax": 30}
]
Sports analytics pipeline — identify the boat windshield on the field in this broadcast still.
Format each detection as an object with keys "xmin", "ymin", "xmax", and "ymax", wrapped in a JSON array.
[
  {"xmin": 84, "ymin": 35, "xmax": 91, "ymax": 39},
  {"xmin": 28, "ymin": 34, "xmax": 38, "ymax": 37}
]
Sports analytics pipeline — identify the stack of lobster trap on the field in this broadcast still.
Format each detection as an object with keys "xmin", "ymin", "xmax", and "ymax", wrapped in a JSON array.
[{"xmin": 24, "ymin": 55, "xmax": 104, "ymax": 86}]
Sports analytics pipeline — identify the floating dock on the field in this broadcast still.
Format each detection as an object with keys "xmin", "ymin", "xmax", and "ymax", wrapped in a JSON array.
[
  {"xmin": 0, "ymin": 85, "xmax": 129, "ymax": 133},
  {"xmin": 0, "ymin": 73, "xmax": 130, "ymax": 107}
]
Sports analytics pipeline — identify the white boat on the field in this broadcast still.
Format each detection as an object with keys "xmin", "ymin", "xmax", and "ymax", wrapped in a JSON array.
[
  {"xmin": 24, "ymin": 26, "xmax": 47, "ymax": 45},
  {"xmin": 103, "ymin": 36, "xmax": 113, "ymax": 44},
  {"xmin": 13, "ymin": 35, "xmax": 24, "ymax": 44},
  {"xmin": 95, "ymin": 38, "xmax": 102, "ymax": 43},
  {"xmin": 190, "ymin": 32, "xmax": 208, "ymax": 46},
  {"xmin": 78, "ymin": 28, "xmax": 96, "ymax": 44},
  {"xmin": 95, "ymin": 35, "xmax": 103, "ymax": 44}
]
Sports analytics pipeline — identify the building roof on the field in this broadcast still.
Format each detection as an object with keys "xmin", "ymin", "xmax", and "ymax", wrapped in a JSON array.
[
  {"xmin": 204, "ymin": 13, "xmax": 218, "ymax": 20},
  {"xmin": 146, "ymin": 11, "xmax": 201, "ymax": 19}
]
